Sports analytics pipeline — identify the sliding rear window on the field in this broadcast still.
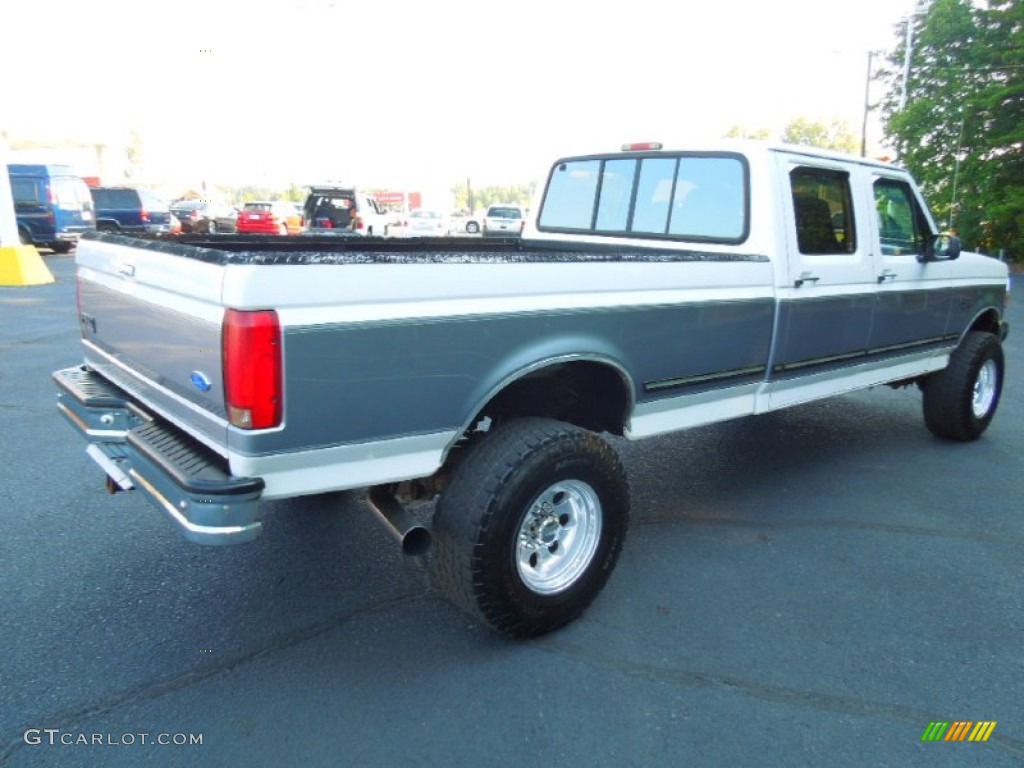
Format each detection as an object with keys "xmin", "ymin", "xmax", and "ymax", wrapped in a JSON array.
[{"xmin": 538, "ymin": 152, "xmax": 748, "ymax": 243}]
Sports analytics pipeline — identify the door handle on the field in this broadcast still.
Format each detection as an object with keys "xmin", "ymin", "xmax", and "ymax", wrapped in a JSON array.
[
  {"xmin": 794, "ymin": 271, "xmax": 820, "ymax": 288},
  {"xmin": 117, "ymin": 263, "xmax": 136, "ymax": 278},
  {"xmin": 877, "ymin": 269, "xmax": 897, "ymax": 283}
]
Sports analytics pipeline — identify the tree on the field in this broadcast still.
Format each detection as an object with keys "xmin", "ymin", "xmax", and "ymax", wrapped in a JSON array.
[
  {"xmin": 724, "ymin": 125, "xmax": 773, "ymax": 141},
  {"xmin": 451, "ymin": 182, "xmax": 536, "ymax": 212},
  {"xmin": 880, "ymin": 0, "xmax": 1023, "ymax": 258},
  {"xmin": 781, "ymin": 117, "xmax": 859, "ymax": 154}
]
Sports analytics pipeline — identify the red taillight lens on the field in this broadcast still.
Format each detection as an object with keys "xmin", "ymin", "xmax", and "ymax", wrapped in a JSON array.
[
  {"xmin": 222, "ymin": 309, "xmax": 282, "ymax": 429},
  {"xmin": 140, "ymin": 209, "xmax": 150, "ymax": 223}
]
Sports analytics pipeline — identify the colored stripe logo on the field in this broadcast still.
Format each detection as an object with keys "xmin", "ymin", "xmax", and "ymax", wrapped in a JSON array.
[{"xmin": 921, "ymin": 721, "xmax": 997, "ymax": 742}]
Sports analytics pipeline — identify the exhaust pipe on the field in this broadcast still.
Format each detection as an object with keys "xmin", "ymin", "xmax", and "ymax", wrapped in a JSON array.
[{"xmin": 367, "ymin": 487, "xmax": 432, "ymax": 556}]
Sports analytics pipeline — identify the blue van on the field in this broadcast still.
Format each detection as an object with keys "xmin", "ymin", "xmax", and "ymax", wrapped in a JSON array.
[{"xmin": 7, "ymin": 164, "xmax": 96, "ymax": 252}]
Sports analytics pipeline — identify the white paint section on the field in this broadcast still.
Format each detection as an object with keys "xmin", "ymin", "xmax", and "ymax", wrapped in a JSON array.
[
  {"xmin": 626, "ymin": 384, "xmax": 762, "ymax": 440},
  {"xmin": 759, "ymin": 350, "xmax": 952, "ymax": 412},
  {"xmin": 222, "ymin": 260, "xmax": 776, "ymax": 327},
  {"xmin": 77, "ymin": 238, "xmax": 226, "ymax": 324},
  {"xmin": 229, "ymin": 431, "xmax": 460, "ymax": 499}
]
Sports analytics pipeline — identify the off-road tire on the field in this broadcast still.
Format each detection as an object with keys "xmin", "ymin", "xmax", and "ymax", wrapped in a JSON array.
[
  {"xmin": 433, "ymin": 418, "xmax": 629, "ymax": 638},
  {"xmin": 922, "ymin": 331, "xmax": 1004, "ymax": 441}
]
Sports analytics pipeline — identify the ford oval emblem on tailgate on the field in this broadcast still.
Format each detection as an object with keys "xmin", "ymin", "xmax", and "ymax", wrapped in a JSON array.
[{"xmin": 190, "ymin": 371, "xmax": 212, "ymax": 392}]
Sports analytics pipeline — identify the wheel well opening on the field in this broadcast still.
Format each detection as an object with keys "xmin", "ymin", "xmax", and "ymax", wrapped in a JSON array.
[
  {"xmin": 477, "ymin": 361, "xmax": 630, "ymax": 436},
  {"xmin": 969, "ymin": 309, "xmax": 1001, "ymax": 337}
]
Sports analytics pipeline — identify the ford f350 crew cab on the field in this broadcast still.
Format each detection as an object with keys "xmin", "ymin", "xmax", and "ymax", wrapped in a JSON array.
[{"xmin": 54, "ymin": 141, "xmax": 1009, "ymax": 637}]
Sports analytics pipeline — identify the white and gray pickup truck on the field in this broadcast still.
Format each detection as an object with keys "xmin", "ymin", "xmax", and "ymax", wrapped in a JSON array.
[{"xmin": 54, "ymin": 140, "xmax": 1009, "ymax": 637}]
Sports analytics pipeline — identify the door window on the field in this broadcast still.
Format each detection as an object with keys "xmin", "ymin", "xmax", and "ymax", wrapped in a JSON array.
[
  {"xmin": 873, "ymin": 178, "xmax": 929, "ymax": 256},
  {"xmin": 790, "ymin": 167, "xmax": 856, "ymax": 255}
]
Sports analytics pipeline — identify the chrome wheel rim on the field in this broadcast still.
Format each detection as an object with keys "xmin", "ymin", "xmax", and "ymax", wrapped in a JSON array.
[
  {"xmin": 516, "ymin": 480, "xmax": 602, "ymax": 595},
  {"xmin": 972, "ymin": 359, "xmax": 998, "ymax": 419}
]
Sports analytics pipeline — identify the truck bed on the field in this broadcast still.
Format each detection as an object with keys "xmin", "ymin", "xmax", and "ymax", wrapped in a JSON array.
[{"xmin": 95, "ymin": 231, "xmax": 768, "ymax": 265}]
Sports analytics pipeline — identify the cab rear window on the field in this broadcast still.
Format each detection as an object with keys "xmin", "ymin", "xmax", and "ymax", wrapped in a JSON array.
[
  {"xmin": 538, "ymin": 153, "xmax": 748, "ymax": 243},
  {"xmin": 487, "ymin": 207, "xmax": 522, "ymax": 219}
]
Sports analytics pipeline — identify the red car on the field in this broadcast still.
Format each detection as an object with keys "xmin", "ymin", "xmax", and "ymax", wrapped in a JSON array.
[{"xmin": 235, "ymin": 201, "xmax": 303, "ymax": 235}]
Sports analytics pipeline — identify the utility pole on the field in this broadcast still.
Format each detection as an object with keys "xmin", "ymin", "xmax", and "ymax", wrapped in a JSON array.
[{"xmin": 860, "ymin": 50, "xmax": 876, "ymax": 158}]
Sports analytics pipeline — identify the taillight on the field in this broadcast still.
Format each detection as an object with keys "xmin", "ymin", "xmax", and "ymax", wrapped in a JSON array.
[
  {"xmin": 222, "ymin": 309, "xmax": 282, "ymax": 429},
  {"xmin": 140, "ymin": 209, "xmax": 150, "ymax": 223}
]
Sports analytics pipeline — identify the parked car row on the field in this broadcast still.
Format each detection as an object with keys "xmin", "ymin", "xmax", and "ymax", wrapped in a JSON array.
[
  {"xmin": 6, "ymin": 164, "xmax": 529, "ymax": 251},
  {"xmin": 393, "ymin": 205, "xmax": 527, "ymax": 238}
]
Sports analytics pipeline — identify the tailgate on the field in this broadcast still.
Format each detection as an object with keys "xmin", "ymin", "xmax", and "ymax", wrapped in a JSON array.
[{"xmin": 75, "ymin": 233, "xmax": 230, "ymax": 452}]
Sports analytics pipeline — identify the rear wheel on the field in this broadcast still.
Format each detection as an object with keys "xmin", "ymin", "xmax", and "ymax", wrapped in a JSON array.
[
  {"xmin": 466, "ymin": 221, "xmax": 480, "ymax": 234},
  {"xmin": 52, "ymin": 242, "xmax": 73, "ymax": 254},
  {"xmin": 18, "ymin": 229, "xmax": 31, "ymax": 245},
  {"xmin": 433, "ymin": 418, "xmax": 629, "ymax": 637},
  {"xmin": 922, "ymin": 331, "xmax": 1004, "ymax": 441}
]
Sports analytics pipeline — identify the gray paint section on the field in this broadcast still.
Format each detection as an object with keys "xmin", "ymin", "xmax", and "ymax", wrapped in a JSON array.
[
  {"xmin": 228, "ymin": 300, "xmax": 775, "ymax": 457},
  {"xmin": 78, "ymin": 280, "xmax": 227, "ymax": 447},
  {"xmin": 772, "ymin": 284, "xmax": 999, "ymax": 374}
]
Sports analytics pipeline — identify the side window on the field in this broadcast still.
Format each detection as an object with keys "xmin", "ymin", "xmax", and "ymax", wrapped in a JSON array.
[
  {"xmin": 11, "ymin": 179, "xmax": 39, "ymax": 207},
  {"xmin": 790, "ymin": 167, "xmax": 856, "ymax": 255},
  {"xmin": 874, "ymin": 178, "xmax": 929, "ymax": 256}
]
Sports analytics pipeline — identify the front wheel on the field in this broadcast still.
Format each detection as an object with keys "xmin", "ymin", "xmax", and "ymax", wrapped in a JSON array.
[
  {"xmin": 922, "ymin": 331, "xmax": 1004, "ymax": 441},
  {"xmin": 466, "ymin": 221, "xmax": 480, "ymax": 234},
  {"xmin": 433, "ymin": 418, "xmax": 629, "ymax": 637}
]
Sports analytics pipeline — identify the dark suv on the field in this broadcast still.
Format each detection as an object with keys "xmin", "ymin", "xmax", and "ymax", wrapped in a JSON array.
[{"xmin": 90, "ymin": 187, "xmax": 174, "ymax": 234}]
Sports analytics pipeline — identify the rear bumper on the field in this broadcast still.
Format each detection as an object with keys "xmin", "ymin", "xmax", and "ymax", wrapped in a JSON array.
[{"xmin": 54, "ymin": 365, "xmax": 264, "ymax": 545}]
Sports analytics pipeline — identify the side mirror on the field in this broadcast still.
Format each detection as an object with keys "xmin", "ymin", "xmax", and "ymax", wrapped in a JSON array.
[{"xmin": 920, "ymin": 232, "xmax": 961, "ymax": 263}]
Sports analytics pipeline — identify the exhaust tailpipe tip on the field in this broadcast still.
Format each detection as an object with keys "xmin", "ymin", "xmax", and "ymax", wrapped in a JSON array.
[{"xmin": 367, "ymin": 487, "xmax": 432, "ymax": 556}]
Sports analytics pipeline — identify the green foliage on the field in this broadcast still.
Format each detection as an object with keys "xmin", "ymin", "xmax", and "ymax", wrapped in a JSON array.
[
  {"xmin": 725, "ymin": 125, "xmax": 774, "ymax": 140},
  {"xmin": 880, "ymin": 0, "xmax": 1024, "ymax": 258},
  {"xmin": 723, "ymin": 120, "xmax": 858, "ymax": 153},
  {"xmin": 781, "ymin": 117, "xmax": 860, "ymax": 154},
  {"xmin": 451, "ymin": 181, "xmax": 537, "ymax": 213}
]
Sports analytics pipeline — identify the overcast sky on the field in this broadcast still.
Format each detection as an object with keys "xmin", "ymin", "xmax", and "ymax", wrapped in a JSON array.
[{"xmin": 1, "ymin": 0, "xmax": 919, "ymax": 191}]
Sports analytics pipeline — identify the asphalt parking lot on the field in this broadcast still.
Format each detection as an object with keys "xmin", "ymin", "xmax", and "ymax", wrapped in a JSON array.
[{"xmin": 1, "ymin": 253, "xmax": 1022, "ymax": 767}]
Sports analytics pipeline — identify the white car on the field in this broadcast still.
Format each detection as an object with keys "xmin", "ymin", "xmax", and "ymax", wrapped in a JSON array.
[
  {"xmin": 482, "ymin": 204, "xmax": 525, "ymax": 237},
  {"xmin": 403, "ymin": 208, "xmax": 450, "ymax": 237}
]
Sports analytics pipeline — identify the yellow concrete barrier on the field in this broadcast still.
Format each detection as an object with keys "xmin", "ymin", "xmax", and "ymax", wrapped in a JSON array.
[{"xmin": 0, "ymin": 245, "xmax": 55, "ymax": 286}]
